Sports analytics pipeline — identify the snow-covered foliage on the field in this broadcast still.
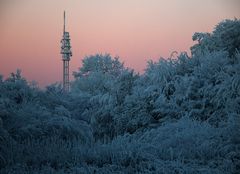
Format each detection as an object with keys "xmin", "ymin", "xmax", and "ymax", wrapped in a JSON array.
[
  {"xmin": 191, "ymin": 18, "xmax": 240, "ymax": 57},
  {"xmin": 0, "ymin": 19, "xmax": 239, "ymax": 173}
]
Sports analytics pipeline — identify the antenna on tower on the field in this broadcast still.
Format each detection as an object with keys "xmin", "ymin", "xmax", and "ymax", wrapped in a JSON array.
[{"xmin": 63, "ymin": 11, "xmax": 66, "ymax": 33}]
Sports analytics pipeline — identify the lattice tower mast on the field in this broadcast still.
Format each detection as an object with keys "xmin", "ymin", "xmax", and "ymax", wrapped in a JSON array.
[{"xmin": 61, "ymin": 11, "xmax": 72, "ymax": 92}]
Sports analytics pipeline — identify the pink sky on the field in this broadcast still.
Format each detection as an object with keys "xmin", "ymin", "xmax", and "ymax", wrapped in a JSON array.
[{"xmin": 0, "ymin": 0, "xmax": 239, "ymax": 87}]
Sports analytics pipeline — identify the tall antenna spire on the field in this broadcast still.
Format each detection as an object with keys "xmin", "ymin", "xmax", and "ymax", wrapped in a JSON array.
[{"xmin": 63, "ymin": 11, "xmax": 66, "ymax": 33}]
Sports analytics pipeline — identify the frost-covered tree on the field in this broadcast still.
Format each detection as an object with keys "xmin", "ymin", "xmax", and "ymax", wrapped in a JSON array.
[
  {"xmin": 72, "ymin": 54, "xmax": 125, "ymax": 95},
  {"xmin": 73, "ymin": 54, "xmax": 124, "ymax": 77},
  {"xmin": 191, "ymin": 18, "xmax": 240, "ymax": 57},
  {"xmin": 72, "ymin": 54, "xmax": 138, "ymax": 140}
]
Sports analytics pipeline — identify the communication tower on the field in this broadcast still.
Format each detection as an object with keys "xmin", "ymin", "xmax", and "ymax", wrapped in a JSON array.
[{"xmin": 61, "ymin": 11, "xmax": 72, "ymax": 92}]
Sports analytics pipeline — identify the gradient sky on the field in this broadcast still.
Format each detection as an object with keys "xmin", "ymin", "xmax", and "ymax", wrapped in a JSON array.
[{"xmin": 0, "ymin": 0, "xmax": 239, "ymax": 87}]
